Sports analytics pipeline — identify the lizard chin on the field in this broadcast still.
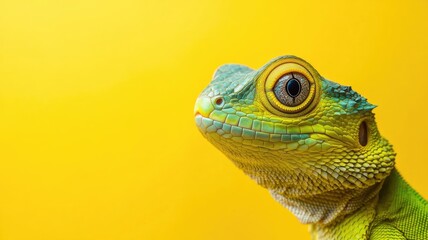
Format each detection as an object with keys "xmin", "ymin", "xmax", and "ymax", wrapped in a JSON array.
[{"xmin": 201, "ymin": 134, "xmax": 390, "ymax": 225}]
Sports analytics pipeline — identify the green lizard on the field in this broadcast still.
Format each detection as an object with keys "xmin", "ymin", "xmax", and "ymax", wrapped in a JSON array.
[{"xmin": 194, "ymin": 56, "xmax": 428, "ymax": 239}]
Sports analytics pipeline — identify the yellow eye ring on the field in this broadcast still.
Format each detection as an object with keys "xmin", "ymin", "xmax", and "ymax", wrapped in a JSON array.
[{"xmin": 256, "ymin": 56, "xmax": 321, "ymax": 116}]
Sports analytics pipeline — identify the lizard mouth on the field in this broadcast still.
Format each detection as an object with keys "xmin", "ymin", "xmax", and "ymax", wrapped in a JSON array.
[{"xmin": 194, "ymin": 114, "xmax": 331, "ymax": 151}]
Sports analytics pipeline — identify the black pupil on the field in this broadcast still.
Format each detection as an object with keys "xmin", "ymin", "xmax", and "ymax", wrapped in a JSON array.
[{"xmin": 286, "ymin": 78, "xmax": 301, "ymax": 98}]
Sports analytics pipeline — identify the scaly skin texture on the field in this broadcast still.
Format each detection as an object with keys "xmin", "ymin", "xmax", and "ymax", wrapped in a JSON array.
[{"xmin": 194, "ymin": 56, "xmax": 428, "ymax": 239}]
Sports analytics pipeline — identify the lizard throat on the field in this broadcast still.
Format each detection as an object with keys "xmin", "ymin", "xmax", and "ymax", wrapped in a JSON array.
[{"xmin": 270, "ymin": 181, "xmax": 384, "ymax": 225}]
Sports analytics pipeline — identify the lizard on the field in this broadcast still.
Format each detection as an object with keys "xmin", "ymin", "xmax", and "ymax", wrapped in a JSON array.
[{"xmin": 194, "ymin": 55, "xmax": 428, "ymax": 239}]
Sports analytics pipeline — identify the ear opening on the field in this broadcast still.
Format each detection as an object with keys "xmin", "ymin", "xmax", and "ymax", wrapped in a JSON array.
[{"xmin": 359, "ymin": 120, "xmax": 368, "ymax": 146}]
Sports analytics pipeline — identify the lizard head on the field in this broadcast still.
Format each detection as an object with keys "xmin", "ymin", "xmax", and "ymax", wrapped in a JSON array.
[{"xmin": 194, "ymin": 55, "xmax": 395, "ymax": 200}]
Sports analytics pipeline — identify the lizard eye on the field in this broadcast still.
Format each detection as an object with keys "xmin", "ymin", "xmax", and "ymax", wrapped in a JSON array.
[
  {"xmin": 257, "ymin": 56, "xmax": 321, "ymax": 116},
  {"xmin": 273, "ymin": 72, "xmax": 310, "ymax": 107}
]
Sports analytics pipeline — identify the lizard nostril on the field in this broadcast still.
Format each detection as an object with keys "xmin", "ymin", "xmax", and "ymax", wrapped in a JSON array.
[{"xmin": 215, "ymin": 97, "xmax": 224, "ymax": 106}]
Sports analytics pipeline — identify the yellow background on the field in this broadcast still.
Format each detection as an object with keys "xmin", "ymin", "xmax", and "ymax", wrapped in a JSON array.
[{"xmin": 0, "ymin": 1, "xmax": 427, "ymax": 239}]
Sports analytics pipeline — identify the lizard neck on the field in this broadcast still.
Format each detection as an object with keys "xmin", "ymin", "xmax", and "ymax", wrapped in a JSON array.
[
  {"xmin": 309, "ymin": 194, "xmax": 379, "ymax": 240},
  {"xmin": 270, "ymin": 181, "xmax": 383, "ymax": 225}
]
